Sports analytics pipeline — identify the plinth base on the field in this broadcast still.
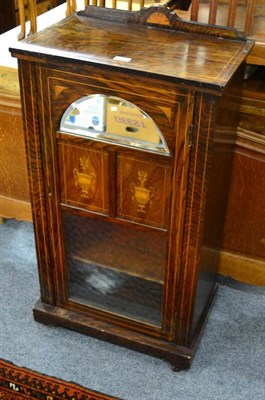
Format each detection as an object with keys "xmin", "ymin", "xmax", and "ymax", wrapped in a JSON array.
[{"xmin": 33, "ymin": 285, "xmax": 217, "ymax": 371}]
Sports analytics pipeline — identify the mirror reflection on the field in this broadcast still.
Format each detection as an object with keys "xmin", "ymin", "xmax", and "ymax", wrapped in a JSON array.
[{"xmin": 60, "ymin": 95, "xmax": 170, "ymax": 155}]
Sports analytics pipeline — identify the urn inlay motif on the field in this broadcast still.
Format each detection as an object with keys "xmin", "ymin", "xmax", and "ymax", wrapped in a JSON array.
[
  {"xmin": 131, "ymin": 171, "xmax": 154, "ymax": 213},
  {"xmin": 73, "ymin": 157, "xmax": 96, "ymax": 199}
]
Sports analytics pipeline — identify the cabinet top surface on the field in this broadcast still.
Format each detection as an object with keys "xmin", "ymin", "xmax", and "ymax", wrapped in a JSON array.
[{"xmin": 10, "ymin": 7, "xmax": 253, "ymax": 89}]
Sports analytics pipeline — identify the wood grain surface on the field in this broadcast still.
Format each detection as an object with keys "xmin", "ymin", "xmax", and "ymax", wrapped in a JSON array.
[
  {"xmin": 11, "ymin": 5, "xmax": 253, "ymax": 369},
  {"xmin": 10, "ymin": 6, "xmax": 253, "ymax": 89}
]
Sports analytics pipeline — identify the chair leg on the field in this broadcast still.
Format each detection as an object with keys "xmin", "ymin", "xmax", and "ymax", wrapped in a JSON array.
[
  {"xmin": 66, "ymin": 0, "xmax": 77, "ymax": 16},
  {"xmin": 28, "ymin": 0, "xmax": 37, "ymax": 35},
  {"xmin": 17, "ymin": 0, "xmax": 26, "ymax": 40}
]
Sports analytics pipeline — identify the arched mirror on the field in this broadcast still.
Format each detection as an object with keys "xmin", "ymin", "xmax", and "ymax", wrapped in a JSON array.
[{"xmin": 60, "ymin": 95, "xmax": 170, "ymax": 155}]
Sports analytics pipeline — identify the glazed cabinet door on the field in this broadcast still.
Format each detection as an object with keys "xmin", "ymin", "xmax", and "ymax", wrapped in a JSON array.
[{"xmin": 36, "ymin": 65, "xmax": 194, "ymax": 339}]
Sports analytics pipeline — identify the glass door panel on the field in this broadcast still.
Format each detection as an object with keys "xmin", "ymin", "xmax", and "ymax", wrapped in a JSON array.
[{"xmin": 62, "ymin": 210, "xmax": 167, "ymax": 327}]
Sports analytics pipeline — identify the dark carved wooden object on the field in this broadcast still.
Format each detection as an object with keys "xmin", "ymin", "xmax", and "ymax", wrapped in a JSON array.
[
  {"xmin": 80, "ymin": 5, "xmax": 246, "ymax": 40},
  {"xmin": 10, "ymin": 6, "xmax": 253, "ymax": 370}
]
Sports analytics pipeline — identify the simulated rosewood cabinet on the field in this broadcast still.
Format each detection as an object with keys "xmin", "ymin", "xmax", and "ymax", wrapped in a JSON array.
[{"xmin": 10, "ymin": 6, "xmax": 253, "ymax": 369}]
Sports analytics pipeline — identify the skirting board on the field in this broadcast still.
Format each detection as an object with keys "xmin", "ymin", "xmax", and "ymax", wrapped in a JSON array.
[
  {"xmin": 218, "ymin": 249, "xmax": 265, "ymax": 286},
  {"xmin": 0, "ymin": 195, "xmax": 32, "ymax": 222}
]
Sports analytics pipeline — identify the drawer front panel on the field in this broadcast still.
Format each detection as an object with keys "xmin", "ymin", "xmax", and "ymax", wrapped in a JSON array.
[
  {"xmin": 117, "ymin": 153, "xmax": 172, "ymax": 230},
  {"xmin": 57, "ymin": 140, "xmax": 109, "ymax": 214}
]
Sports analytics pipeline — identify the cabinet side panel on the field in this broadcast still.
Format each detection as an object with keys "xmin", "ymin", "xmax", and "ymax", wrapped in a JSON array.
[
  {"xmin": 190, "ymin": 68, "xmax": 245, "ymax": 342},
  {"xmin": 18, "ymin": 60, "xmax": 55, "ymax": 305},
  {"xmin": 176, "ymin": 91, "xmax": 220, "ymax": 346}
]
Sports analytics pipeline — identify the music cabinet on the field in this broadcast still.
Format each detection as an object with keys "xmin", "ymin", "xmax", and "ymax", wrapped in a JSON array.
[{"xmin": 10, "ymin": 5, "xmax": 252, "ymax": 369}]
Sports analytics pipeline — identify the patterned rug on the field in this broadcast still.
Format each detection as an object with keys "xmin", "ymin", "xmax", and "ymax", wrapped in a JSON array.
[{"xmin": 0, "ymin": 359, "xmax": 122, "ymax": 400}]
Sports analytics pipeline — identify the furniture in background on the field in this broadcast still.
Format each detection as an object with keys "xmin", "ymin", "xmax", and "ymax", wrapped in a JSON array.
[
  {"xmin": 221, "ymin": 66, "xmax": 265, "ymax": 285},
  {"xmin": 181, "ymin": 3, "xmax": 265, "ymax": 284},
  {"xmin": 0, "ymin": 1, "xmax": 58, "ymax": 35},
  {"xmin": 177, "ymin": 0, "xmax": 265, "ymax": 288},
  {"xmin": 170, "ymin": 0, "xmax": 265, "ymax": 66},
  {"xmin": 10, "ymin": 5, "xmax": 253, "ymax": 369},
  {"xmin": 0, "ymin": 1, "xmax": 67, "ymax": 223},
  {"xmin": 1, "ymin": 1, "xmax": 265, "ymax": 286},
  {"xmin": 0, "ymin": 0, "xmax": 16, "ymax": 34}
]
